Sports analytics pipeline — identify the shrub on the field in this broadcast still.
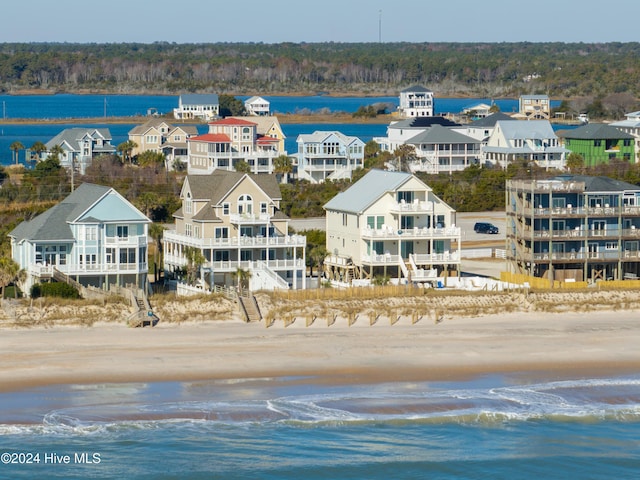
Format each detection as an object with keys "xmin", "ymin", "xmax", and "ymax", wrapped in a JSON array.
[{"xmin": 31, "ymin": 282, "xmax": 80, "ymax": 299}]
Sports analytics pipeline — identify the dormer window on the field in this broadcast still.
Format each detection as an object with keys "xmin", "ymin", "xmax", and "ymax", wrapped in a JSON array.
[{"xmin": 185, "ymin": 192, "xmax": 192, "ymax": 214}]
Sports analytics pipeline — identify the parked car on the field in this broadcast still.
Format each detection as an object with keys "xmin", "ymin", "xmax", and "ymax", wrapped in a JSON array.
[{"xmin": 474, "ymin": 222, "xmax": 499, "ymax": 234}]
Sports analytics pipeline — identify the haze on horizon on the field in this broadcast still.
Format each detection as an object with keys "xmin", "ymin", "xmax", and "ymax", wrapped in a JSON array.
[{"xmin": 4, "ymin": 0, "xmax": 640, "ymax": 44}]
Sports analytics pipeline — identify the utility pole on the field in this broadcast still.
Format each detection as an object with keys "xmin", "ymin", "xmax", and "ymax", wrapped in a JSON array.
[{"xmin": 378, "ymin": 10, "xmax": 382, "ymax": 43}]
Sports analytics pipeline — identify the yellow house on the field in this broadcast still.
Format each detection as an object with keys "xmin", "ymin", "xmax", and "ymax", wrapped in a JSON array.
[{"xmin": 163, "ymin": 170, "xmax": 306, "ymax": 291}]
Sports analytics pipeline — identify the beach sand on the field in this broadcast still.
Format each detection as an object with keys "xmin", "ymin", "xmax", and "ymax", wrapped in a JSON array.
[{"xmin": 1, "ymin": 307, "xmax": 639, "ymax": 393}]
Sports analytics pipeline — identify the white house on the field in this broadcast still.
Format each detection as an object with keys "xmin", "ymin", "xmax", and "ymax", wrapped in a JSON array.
[
  {"xmin": 173, "ymin": 94, "xmax": 219, "ymax": 121},
  {"xmin": 323, "ymin": 169, "xmax": 460, "ymax": 286},
  {"xmin": 163, "ymin": 170, "xmax": 306, "ymax": 291},
  {"xmin": 44, "ymin": 128, "xmax": 116, "ymax": 175},
  {"xmin": 244, "ymin": 96, "xmax": 270, "ymax": 116},
  {"xmin": 295, "ymin": 131, "xmax": 365, "ymax": 183},
  {"xmin": 9, "ymin": 183, "xmax": 151, "ymax": 295},
  {"xmin": 483, "ymin": 120, "xmax": 568, "ymax": 169},
  {"xmin": 404, "ymin": 125, "xmax": 481, "ymax": 174},
  {"xmin": 398, "ymin": 85, "xmax": 434, "ymax": 118}
]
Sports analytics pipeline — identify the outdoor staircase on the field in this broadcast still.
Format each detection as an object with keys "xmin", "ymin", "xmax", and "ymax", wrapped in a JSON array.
[
  {"xmin": 125, "ymin": 286, "xmax": 159, "ymax": 328},
  {"xmin": 238, "ymin": 290, "xmax": 262, "ymax": 323}
]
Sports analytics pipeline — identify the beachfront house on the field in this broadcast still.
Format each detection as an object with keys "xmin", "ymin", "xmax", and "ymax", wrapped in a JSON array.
[
  {"xmin": 44, "ymin": 128, "xmax": 116, "ymax": 175},
  {"xmin": 128, "ymin": 118, "xmax": 198, "ymax": 167},
  {"xmin": 610, "ymin": 111, "xmax": 640, "ymax": 160},
  {"xmin": 558, "ymin": 123, "xmax": 635, "ymax": 167},
  {"xmin": 398, "ymin": 85, "xmax": 434, "ymax": 118},
  {"xmin": 518, "ymin": 94, "xmax": 551, "ymax": 120},
  {"xmin": 483, "ymin": 120, "xmax": 568, "ymax": 169},
  {"xmin": 295, "ymin": 131, "xmax": 365, "ymax": 183},
  {"xmin": 163, "ymin": 170, "xmax": 306, "ymax": 292},
  {"xmin": 506, "ymin": 175, "xmax": 640, "ymax": 284},
  {"xmin": 244, "ymin": 96, "xmax": 270, "ymax": 116},
  {"xmin": 186, "ymin": 117, "xmax": 286, "ymax": 176},
  {"xmin": 173, "ymin": 94, "xmax": 219, "ymax": 121},
  {"xmin": 323, "ymin": 169, "xmax": 460, "ymax": 286},
  {"xmin": 9, "ymin": 183, "xmax": 151, "ymax": 296}
]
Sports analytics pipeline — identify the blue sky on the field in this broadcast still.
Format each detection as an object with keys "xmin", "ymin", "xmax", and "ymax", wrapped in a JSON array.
[{"xmin": 5, "ymin": 0, "xmax": 640, "ymax": 44}]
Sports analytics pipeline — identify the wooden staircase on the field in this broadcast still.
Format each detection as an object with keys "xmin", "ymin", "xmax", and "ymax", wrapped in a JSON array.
[{"xmin": 238, "ymin": 290, "xmax": 262, "ymax": 323}]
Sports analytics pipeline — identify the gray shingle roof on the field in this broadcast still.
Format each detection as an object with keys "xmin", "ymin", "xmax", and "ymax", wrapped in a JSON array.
[
  {"xmin": 406, "ymin": 124, "xmax": 477, "ymax": 145},
  {"xmin": 401, "ymin": 85, "xmax": 432, "ymax": 93},
  {"xmin": 551, "ymin": 175, "xmax": 640, "ymax": 192},
  {"xmin": 45, "ymin": 128, "xmax": 113, "ymax": 150},
  {"xmin": 9, "ymin": 183, "xmax": 111, "ymax": 242},
  {"xmin": 469, "ymin": 112, "xmax": 513, "ymax": 127},
  {"xmin": 180, "ymin": 94, "xmax": 219, "ymax": 105},
  {"xmin": 324, "ymin": 169, "xmax": 414, "ymax": 214},
  {"xmin": 186, "ymin": 171, "xmax": 281, "ymax": 204},
  {"xmin": 558, "ymin": 123, "xmax": 635, "ymax": 140}
]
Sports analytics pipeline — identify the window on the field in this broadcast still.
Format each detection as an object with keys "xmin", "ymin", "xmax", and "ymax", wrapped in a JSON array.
[
  {"xmin": 214, "ymin": 250, "xmax": 229, "ymax": 262},
  {"xmin": 552, "ymin": 197, "xmax": 566, "ymax": 208},
  {"xmin": 367, "ymin": 216, "xmax": 375, "ymax": 229},
  {"xmin": 106, "ymin": 248, "xmax": 116, "ymax": 264},
  {"xmin": 342, "ymin": 213, "xmax": 347, "ymax": 226},
  {"xmin": 624, "ymin": 139, "xmax": 631, "ymax": 147},
  {"xmin": 85, "ymin": 226, "xmax": 97, "ymax": 241},
  {"xmin": 117, "ymin": 225, "xmax": 128, "ymax": 239},
  {"xmin": 185, "ymin": 224, "xmax": 192, "ymax": 237},
  {"xmin": 397, "ymin": 191, "xmax": 414, "ymax": 203},
  {"xmin": 260, "ymin": 202, "xmax": 268, "ymax": 214},
  {"xmin": 605, "ymin": 242, "xmax": 618, "ymax": 250},
  {"xmin": 215, "ymin": 227, "xmax": 229, "ymax": 239},
  {"xmin": 185, "ymin": 193, "xmax": 192, "ymax": 214},
  {"xmin": 120, "ymin": 248, "xmax": 136, "ymax": 264},
  {"xmin": 594, "ymin": 140, "xmax": 602, "ymax": 147},
  {"xmin": 238, "ymin": 194, "xmax": 253, "ymax": 215},
  {"xmin": 222, "ymin": 203, "xmax": 230, "ymax": 215}
]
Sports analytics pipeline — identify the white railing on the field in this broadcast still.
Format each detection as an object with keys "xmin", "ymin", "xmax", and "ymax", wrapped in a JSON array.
[
  {"xmin": 390, "ymin": 200, "xmax": 434, "ymax": 213},
  {"xmin": 412, "ymin": 251, "xmax": 460, "ymax": 264},
  {"xmin": 104, "ymin": 235, "xmax": 147, "ymax": 246},
  {"xmin": 361, "ymin": 253, "xmax": 402, "ymax": 264},
  {"xmin": 164, "ymin": 230, "xmax": 306, "ymax": 248},
  {"xmin": 28, "ymin": 262, "xmax": 147, "ymax": 276},
  {"xmin": 229, "ymin": 213, "xmax": 271, "ymax": 224},
  {"xmin": 361, "ymin": 226, "xmax": 460, "ymax": 239},
  {"xmin": 253, "ymin": 261, "xmax": 289, "ymax": 290}
]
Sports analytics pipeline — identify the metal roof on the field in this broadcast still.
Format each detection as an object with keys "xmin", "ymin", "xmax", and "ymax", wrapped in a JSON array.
[{"xmin": 324, "ymin": 169, "xmax": 414, "ymax": 214}]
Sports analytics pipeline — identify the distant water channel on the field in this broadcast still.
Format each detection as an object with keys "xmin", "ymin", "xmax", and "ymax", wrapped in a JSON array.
[{"xmin": 0, "ymin": 94, "xmax": 537, "ymax": 166}]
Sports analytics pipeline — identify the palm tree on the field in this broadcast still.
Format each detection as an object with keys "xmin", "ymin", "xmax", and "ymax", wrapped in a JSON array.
[
  {"xmin": 10, "ymin": 141, "xmax": 24, "ymax": 165},
  {"xmin": 392, "ymin": 144, "xmax": 417, "ymax": 173},
  {"xmin": 273, "ymin": 154, "xmax": 293, "ymax": 183},
  {"xmin": 117, "ymin": 140, "xmax": 138, "ymax": 164},
  {"xmin": 0, "ymin": 257, "xmax": 20, "ymax": 299},
  {"xmin": 234, "ymin": 159, "xmax": 251, "ymax": 174},
  {"xmin": 29, "ymin": 141, "xmax": 47, "ymax": 163},
  {"xmin": 234, "ymin": 267, "xmax": 252, "ymax": 293},
  {"xmin": 183, "ymin": 246, "xmax": 205, "ymax": 286},
  {"xmin": 47, "ymin": 144, "xmax": 65, "ymax": 162},
  {"xmin": 149, "ymin": 222, "xmax": 165, "ymax": 284}
]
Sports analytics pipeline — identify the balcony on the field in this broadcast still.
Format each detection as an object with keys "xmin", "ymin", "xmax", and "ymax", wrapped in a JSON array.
[
  {"xmin": 104, "ymin": 235, "xmax": 147, "ymax": 246},
  {"xmin": 361, "ymin": 225, "xmax": 460, "ymax": 240},
  {"xmin": 164, "ymin": 230, "xmax": 306, "ymax": 249},
  {"xmin": 361, "ymin": 253, "xmax": 402, "ymax": 265},
  {"xmin": 229, "ymin": 213, "xmax": 271, "ymax": 224},
  {"xmin": 29, "ymin": 262, "xmax": 148, "ymax": 277},
  {"xmin": 390, "ymin": 200, "xmax": 434, "ymax": 213}
]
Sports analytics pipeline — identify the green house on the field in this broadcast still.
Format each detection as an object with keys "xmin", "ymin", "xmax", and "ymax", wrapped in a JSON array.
[{"xmin": 559, "ymin": 123, "xmax": 635, "ymax": 167}]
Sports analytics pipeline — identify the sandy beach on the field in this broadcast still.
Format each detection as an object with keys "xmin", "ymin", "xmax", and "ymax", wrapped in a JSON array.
[{"xmin": 1, "ymin": 305, "xmax": 639, "ymax": 393}]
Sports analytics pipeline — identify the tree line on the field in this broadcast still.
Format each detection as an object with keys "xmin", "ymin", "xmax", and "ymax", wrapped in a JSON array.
[{"xmin": 2, "ymin": 42, "xmax": 640, "ymax": 103}]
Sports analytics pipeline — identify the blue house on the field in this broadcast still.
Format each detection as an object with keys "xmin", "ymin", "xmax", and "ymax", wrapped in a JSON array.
[{"xmin": 9, "ymin": 183, "xmax": 151, "ymax": 295}]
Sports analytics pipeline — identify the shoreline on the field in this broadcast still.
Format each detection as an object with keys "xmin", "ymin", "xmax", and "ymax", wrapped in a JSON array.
[{"xmin": 1, "ymin": 309, "xmax": 639, "ymax": 394}]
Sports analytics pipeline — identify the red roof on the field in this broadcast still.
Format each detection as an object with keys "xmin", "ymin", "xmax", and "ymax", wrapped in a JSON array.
[
  {"xmin": 209, "ymin": 118, "xmax": 257, "ymax": 126},
  {"xmin": 256, "ymin": 135, "xmax": 279, "ymax": 144},
  {"xmin": 190, "ymin": 133, "xmax": 230, "ymax": 143}
]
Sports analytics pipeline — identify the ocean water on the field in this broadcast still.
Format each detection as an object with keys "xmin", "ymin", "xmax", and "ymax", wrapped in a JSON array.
[{"xmin": 0, "ymin": 374, "xmax": 638, "ymax": 479}]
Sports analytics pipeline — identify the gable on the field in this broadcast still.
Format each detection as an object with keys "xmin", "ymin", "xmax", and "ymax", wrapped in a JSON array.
[{"xmin": 78, "ymin": 191, "xmax": 149, "ymax": 223}]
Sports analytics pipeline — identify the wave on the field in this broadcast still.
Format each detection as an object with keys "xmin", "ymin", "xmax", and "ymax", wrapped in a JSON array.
[{"xmin": 1, "ymin": 377, "xmax": 639, "ymax": 436}]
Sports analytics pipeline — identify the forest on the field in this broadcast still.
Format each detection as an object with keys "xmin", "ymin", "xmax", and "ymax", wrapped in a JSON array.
[{"xmin": 1, "ymin": 42, "xmax": 640, "ymax": 101}]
